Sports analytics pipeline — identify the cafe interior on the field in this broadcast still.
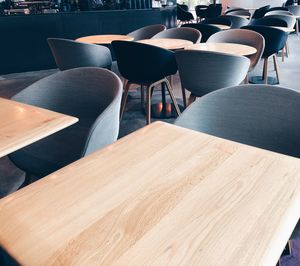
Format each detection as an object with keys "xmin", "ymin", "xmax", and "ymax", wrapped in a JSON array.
[{"xmin": 0, "ymin": 0, "xmax": 300, "ymax": 265}]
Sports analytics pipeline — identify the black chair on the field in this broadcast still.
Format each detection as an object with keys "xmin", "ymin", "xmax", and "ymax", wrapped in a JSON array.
[
  {"xmin": 266, "ymin": 6, "xmax": 288, "ymax": 13},
  {"xmin": 202, "ymin": 17, "xmax": 232, "ymax": 27},
  {"xmin": 152, "ymin": 27, "xmax": 202, "ymax": 43},
  {"xmin": 175, "ymin": 84, "xmax": 300, "ymax": 158},
  {"xmin": 178, "ymin": 3, "xmax": 188, "ymax": 11},
  {"xmin": 249, "ymin": 17, "xmax": 288, "ymax": 27},
  {"xmin": 112, "ymin": 40, "xmax": 181, "ymax": 124},
  {"xmin": 224, "ymin": 7, "xmax": 245, "ymax": 15},
  {"xmin": 220, "ymin": 15, "xmax": 249, "ymax": 29},
  {"xmin": 252, "ymin": 5, "xmax": 271, "ymax": 19},
  {"xmin": 9, "ymin": 68, "xmax": 123, "ymax": 181},
  {"xmin": 242, "ymin": 25, "xmax": 288, "ymax": 84},
  {"xmin": 47, "ymin": 38, "xmax": 112, "ymax": 70},
  {"xmin": 285, "ymin": 0, "xmax": 295, "ymax": 6},
  {"xmin": 195, "ymin": 5, "xmax": 208, "ymax": 22},
  {"xmin": 181, "ymin": 23, "xmax": 221, "ymax": 42},
  {"xmin": 177, "ymin": 5, "xmax": 194, "ymax": 24},
  {"xmin": 205, "ymin": 4, "xmax": 222, "ymax": 19}
]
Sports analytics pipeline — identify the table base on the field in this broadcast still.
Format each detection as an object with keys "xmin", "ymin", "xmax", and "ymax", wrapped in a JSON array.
[{"xmin": 249, "ymin": 76, "xmax": 279, "ymax": 85}]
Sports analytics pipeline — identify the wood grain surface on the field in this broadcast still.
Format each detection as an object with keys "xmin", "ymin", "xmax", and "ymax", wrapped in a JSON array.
[
  {"xmin": 76, "ymin": 34, "xmax": 134, "ymax": 44},
  {"xmin": 0, "ymin": 122, "xmax": 300, "ymax": 266},
  {"xmin": 0, "ymin": 97, "xmax": 78, "ymax": 157},
  {"xmin": 138, "ymin": 38, "xmax": 193, "ymax": 50}
]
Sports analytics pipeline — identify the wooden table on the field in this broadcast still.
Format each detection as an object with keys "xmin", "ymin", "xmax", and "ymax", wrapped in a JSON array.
[
  {"xmin": 211, "ymin": 24, "xmax": 231, "ymax": 30},
  {"xmin": 137, "ymin": 38, "xmax": 193, "ymax": 50},
  {"xmin": 186, "ymin": 43, "xmax": 257, "ymax": 56},
  {"xmin": 0, "ymin": 97, "xmax": 78, "ymax": 158},
  {"xmin": 1, "ymin": 122, "xmax": 300, "ymax": 266},
  {"xmin": 76, "ymin": 34, "xmax": 134, "ymax": 44}
]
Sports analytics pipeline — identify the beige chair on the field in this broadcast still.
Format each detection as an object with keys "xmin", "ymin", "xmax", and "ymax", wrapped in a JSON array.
[{"xmin": 207, "ymin": 29, "xmax": 265, "ymax": 82}]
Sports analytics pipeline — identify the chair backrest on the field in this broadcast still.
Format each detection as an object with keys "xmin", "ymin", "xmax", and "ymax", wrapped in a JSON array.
[
  {"xmin": 181, "ymin": 23, "xmax": 221, "ymax": 42},
  {"xmin": 242, "ymin": 25, "xmax": 288, "ymax": 58},
  {"xmin": 202, "ymin": 17, "xmax": 232, "ymax": 26},
  {"xmin": 206, "ymin": 4, "xmax": 222, "ymax": 18},
  {"xmin": 127, "ymin": 24, "xmax": 166, "ymax": 41},
  {"xmin": 227, "ymin": 10, "xmax": 251, "ymax": 17},
  {"xmin": 9, "ymin": 67, "xmax": 122, "ymax": 177},
  {"xmin": 195, "ymin": 5, "xmax": 208, "ymax": 17},
  {"xmin": 207, "ymin": 29, "xmax": 264, "ymax": 71},
  {"xmin": 47, "ymin": 38, "xmax": 112, "ymax": 70},
  {"xmin": 287, "ymin": 5, "xmax": 300, "ymax": 16},
  {"xmin": 175, "ymin": 50, "xmax": 250, "ymax": 97},
  {"xmin": 249, "ymin": 17, "xmax": 288, "ymax": 27},
  {"xmin": 220, "ymin": 15, "xmax": 249, "ymax": 29},
  {"xmin": 285, "ymin": 0, "xmax": 295, "ymax": 6},
  {"xmin": 152, "ymin": 27, "xmax": 201, "ymax": 43},
  {"xmin": 178, "ymin": 4, "xmax": 188, "ymax": 11},
  {"xmin": 177, "ymin": 5, "xmax": 194, "ymax": 21},
  {"xmin": 112, "ymin": 40, "xmax": 177, "ymax": 84},
  {"xmin": 267, "ymin": 6, "xmax": 288, "ymax": 12},
  {"xmin": 224, "ymin": 8, "xmax": 245, "ymax": 15},
  {"xmin": 265, "ymin": 10, "xmax": 293, "ymax": 16},
  {"xmin": 252, "ymin": 5, "xmax": 271, "ymax": 19},
  {"xmin": 175, "ymin": 85, "xmax": 300, "ymax": 158},
  {"xmin": 264, "ymin": 14, "xmax": 296, "ymax": 28}
]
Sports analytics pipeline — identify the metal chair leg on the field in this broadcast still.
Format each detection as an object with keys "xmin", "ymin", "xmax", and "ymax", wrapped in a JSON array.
[
  {"xmin": 164, "ymin": 78, "xmax": 181, "ymax": 116},
  {"xmin": 120, "ymin": 80, "xmax": 130, "ymax": 121}
]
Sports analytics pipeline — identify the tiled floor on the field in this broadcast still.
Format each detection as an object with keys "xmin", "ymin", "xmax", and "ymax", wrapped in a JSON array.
[{"xmin": 0, "ymin": 34, "xmax": 299, "ymax": 264}]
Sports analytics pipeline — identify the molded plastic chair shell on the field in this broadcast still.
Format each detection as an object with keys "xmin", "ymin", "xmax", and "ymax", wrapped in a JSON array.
[
  {"xmin": 205, "ymin": 4, "xmax": 222, "ymax": 19},
  {"xmin": 9, "ymin": 67, "xmax": 122, "ymax": 178},
  {"xmin": 177, "ymin": 5, "xmax": 194, "ymax": 22},
  {"xmin": 181, "ymin": 23, "xmax": 221, "ymax": 42},
  {"xmin": 249, "ymin": 17, "xmax": 288, "ymax": 27},
  {"xmin": 226, "ymin": 10, "xmax": 251, "ymax": 17},
  {"xmin": 175, "ymin": 50, "xmax": 250, "ymax": 97},
  {"xmin": 152, "ymin": 27, "xmax": 201, "ymax": 43},
  {"xmin": 175, "ymin": 84, "xmax": 300, "ymax": 158},
  {"xmin": 207, "ymin": 29, "xmax": 265, "ymax": 71},
  {"xmin": 265, "ymin": 10, "xmax": 294, "ymax": 16},
  {"xmin": 195, "ymin": 5, "xmax": 208, "ymax": 19},
  {"xmin": 47, "ymin": 38, "xmax": 112, "ymax": 70},
  {"xmin": 242, "ymin": 25, "xmax": 288, "ymax": 58},
  {"xmin": 252, "ymin": 5, "xmax": 271, "ymax": 19},
  {"xmin": 286, "ymin": 5, "xmax": 300, "ymax": 17},
  {"xmin": 224, "ymin": 8, "xmax": 245, "ymax": 15},
  {"xmin": 264, "ymin": 14, "xmax": 296, "ymax": 28},
  {"xmin": 220, "ymin": 15, "xmax": 249, "ymax": 29},
  {"xmin": 202, "ymin": 17, "xmax": 232, "ymax": 27},
  {"xmin": 127, "ymin": 24, "xmax": 166, "ymax": 41}
]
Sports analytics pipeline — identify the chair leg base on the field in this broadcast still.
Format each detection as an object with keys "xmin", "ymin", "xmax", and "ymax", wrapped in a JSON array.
[{"xmin": 248, "ymin": 76, "xmax": 279, "ymax": 85}]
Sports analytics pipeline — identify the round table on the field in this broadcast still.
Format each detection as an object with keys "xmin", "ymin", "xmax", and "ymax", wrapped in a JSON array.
[
  {"xmin": 76, "ymin": 34, "xmax": 134, "ymax": 44},
  {"xmin": 137, "ymin": 38, "xmax": 193, "ymax": 50},
  {"xmin": 210, "ymin": 24, "xmax": 231, "ymax": 30},
  {"xmin": 186, "ymin": 43, "xmax": 257, "ymax": 56},
  {"xmin": 272, "ymin": 27, "xmax": 295, "ymax": 33}
]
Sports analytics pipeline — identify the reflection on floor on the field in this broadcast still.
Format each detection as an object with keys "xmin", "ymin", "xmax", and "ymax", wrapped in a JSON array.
[{"xmin": 0, "ymin": 35, "xmax": 299, "ymax": 265}]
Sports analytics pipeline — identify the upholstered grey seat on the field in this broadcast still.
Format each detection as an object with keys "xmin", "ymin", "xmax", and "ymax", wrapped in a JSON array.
[
  {"xmin": 152, "ymin": 27, "xmax": 202, "ymax": 44},
  {"xmin": 264, "ymin": 14, "xmax": 296, "ymax": 28},
  {"xmin": 175, "ymin": 50, "xmax": 250, "ymax": 106},
  {"xmin": 265, "ymin": 10, "xmax": 294, "ymax": 16},
  {"xmin": 175, "ymin": 84, "xmax": 300, "ymax": 158},
  {"xmin": 127, "ymin": 24, "xmax": 166, "ymax": 41},
  {"xmin": 47, "ymin": 38, "xmax": 112, "ymax": 70},
  {"xmin": 9, "ymin": 67, "xmax": 122, "ymax": 180},
  {"xmin": 207, "ymin": 29, "xmax": 265, "ymax": 73},
  {"xmin": 220, "ymin": 15, "xmax": 249, "ymax": 29}
]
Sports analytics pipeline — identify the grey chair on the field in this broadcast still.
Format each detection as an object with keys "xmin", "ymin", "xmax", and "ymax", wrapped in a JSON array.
[
  {"xmin": 175, "ymin": 84, "xmax": 300, "ymax": 158},
  {"xmin": 265, "ymin": 10, "xmax": 294, "ymax": 16},
  {"xmin": 224, "ymin": 7, "xmax": 245, "ymax": 15},
  {"xmin": 175, "ymin": 50, "xmax": 250, "ymax": 107},
  {"xmin": 9, "ymin": 67, "xmax": 122, "ymax": 182},
  {"xmin": 127, "ymin": 24, "xmax": 166, "ymax": 41},
  {"xmin": 207, "ymin": 29, "xmax": 265, "ymax": 80},
  {"xmin": 264, "ymin": 14, "xmax": 296, "ymax": 28},
  {"xmin": 221, "ymin": 15, "xmax": 250, "ymax": 29},
  {"xmin": 227, "ymin": 10, "xmax": 251, "ymax": 18},
  {"xmin": 47, "ymin": 38, "xmax": 112, "ymax": 70},
  {"xmin": 152, "ymin": 27, "xmax": 202, "ymax": 44}
]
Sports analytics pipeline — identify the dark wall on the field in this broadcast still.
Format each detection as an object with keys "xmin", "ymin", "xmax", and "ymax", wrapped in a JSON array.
[{"xmin": 0, "ymin": 7, "xmax": 176, "ymax": 74}]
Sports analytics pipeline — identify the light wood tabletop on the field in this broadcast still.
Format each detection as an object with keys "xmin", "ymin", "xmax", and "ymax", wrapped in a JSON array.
[
  {"xmin": 272, "ymin": 26, "xmax": 296, "ymax": 33},
  {"xmin": 211, "ymin": 24, "xmax": 231, "ymax": 30},
  {"xmin": 137, "ymin": 38, "xmax": 193, "ymax": 50},
  {"xmin": 0, "ymin": 97, "xmax": 78, "ymax": 158},
  {"xmin": 186, "ymin": 42, "xmax": 257, "ymax": 56},
  {"xmin": 1, "ymin": 122, "xmax": 300, "ymax": 265},
  {"xmin": 75, "ymin": 34, "xmax": 134, "ymax": 44}
]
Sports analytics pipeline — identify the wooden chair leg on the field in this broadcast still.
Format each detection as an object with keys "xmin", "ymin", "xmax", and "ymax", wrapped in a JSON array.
[
  {"xmin": 164, "ymin": 78, "xmax": 181, "ymax": 116},
  {"xmin": 263, "ymin": 58, "xmax": 268, "ymax": 85},
  {"xmin": 273, "ymin": 55, "xmax": 280, "ymax": 84},
  {"xmin": 285, "ymin": 42, "xmax": 289, "ymax": 57},
  {"xmin": 181, "ymin": 86, "xmax": 187, "ymax": 108},
  {"xmin": 281, "ymin": 48, "xmax": 284, "ymax": 62},
  {"xmin": 146, "ymin": 85, "xmax": 152, "ymax": 125},
  {"xmin": 244, "ymin": 73, "xmax": 249, "ymax": 84},
  {"xmin": 120, "ymin": 80, "xmax": 130, "ymax": 121},
  {"xmin": 188, "ymin": 94, "xmax": 197, "ymax": 106}
]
